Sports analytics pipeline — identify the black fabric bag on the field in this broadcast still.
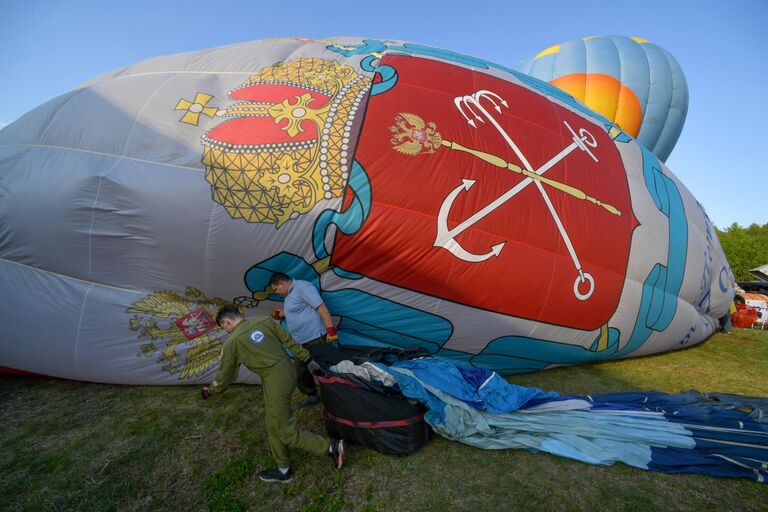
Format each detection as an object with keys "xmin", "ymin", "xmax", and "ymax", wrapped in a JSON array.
[{"xmin": 309, "ymin": 344, "xmax": 431, "ymax": 455}]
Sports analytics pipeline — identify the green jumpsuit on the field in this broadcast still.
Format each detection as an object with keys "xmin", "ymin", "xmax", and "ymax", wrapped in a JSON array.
[{"xmin": 209, "ymin": 317, "xmax": 329, "ymax": 467}]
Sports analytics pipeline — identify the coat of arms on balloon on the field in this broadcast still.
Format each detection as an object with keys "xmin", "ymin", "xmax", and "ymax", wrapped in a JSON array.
[{"xmin": 154, "ymin": 37, "xmax": 730, "ymax": 376}]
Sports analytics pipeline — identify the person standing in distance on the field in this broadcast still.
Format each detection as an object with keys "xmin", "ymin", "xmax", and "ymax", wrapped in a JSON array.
[
  {"xmin": 269, "ymin": 272, "xmax": 339, "ymax": 408},
  {"xmin": 200, "ymin": 305, "xmax": 345, "ymax": 484}
]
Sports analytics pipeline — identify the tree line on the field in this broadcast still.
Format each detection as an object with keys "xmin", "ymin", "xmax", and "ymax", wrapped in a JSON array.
[{"xmin": 716, "ymin": 222, "xmax": 768, "ymax": 282}]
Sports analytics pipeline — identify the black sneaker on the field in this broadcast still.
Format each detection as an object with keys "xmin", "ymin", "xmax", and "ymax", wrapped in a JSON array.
[
  {"xmin": 296, "ymin": 395, "xmax": 321, "ymax": 408},
  {"xmin": 329, "ymin": 439, "xmax": 345, "ymax": 469},
  {"xmin": 258, "ymin": 467, "xmax": 293, "ymax": 484}
]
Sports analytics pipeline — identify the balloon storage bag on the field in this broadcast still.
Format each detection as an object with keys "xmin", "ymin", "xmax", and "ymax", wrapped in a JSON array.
[{"xmin": 310, "ymin": 345, "xmax": 431, "ymax": 456}]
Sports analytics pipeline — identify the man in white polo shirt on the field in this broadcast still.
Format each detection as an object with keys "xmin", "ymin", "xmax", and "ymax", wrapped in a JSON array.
[{"xmin": 269, "ymin": 272, "xmax": 339, "ymax": 408}]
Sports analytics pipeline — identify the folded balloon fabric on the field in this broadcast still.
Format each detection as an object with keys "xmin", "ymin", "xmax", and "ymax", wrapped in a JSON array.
[{"xmin": 367, "ymin": 358, "xmax": 767, "ymax": 483}]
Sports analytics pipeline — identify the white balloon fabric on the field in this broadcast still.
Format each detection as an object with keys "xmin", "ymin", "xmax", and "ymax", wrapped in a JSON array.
[{"xmin": 0, "ymin": 37, "xmax": 734, "ymax": 384}]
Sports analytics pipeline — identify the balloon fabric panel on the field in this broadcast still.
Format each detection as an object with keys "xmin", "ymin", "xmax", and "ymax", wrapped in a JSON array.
[{"xmin": 551, "ymin": 74, "xmax": 642, "ymax": 137}]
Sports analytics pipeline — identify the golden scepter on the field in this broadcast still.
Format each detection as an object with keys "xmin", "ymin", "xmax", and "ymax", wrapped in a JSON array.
[{"xmin": 390, "ymin": 113, "xmax": 621, "ymax": 217}]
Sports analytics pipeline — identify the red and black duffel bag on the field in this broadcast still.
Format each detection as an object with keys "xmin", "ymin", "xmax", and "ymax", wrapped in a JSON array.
[{"xmin": 310, "ymin": 344, "xmax": 431, "ymax": 455}]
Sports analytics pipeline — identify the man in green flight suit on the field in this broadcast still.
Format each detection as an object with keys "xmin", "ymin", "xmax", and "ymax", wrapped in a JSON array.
[{"xmin": 200, "ymin": 304, "xmax": 345, "ymax": 484}]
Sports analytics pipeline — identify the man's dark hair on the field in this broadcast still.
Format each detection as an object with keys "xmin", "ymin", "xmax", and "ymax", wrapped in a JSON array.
[
  {"xmin": 269, "ymin": 272, "xmax": 291, "ymax": 287},
  {"xmin": 215, "ymin": 304, "xmax": 242, "ymax": 326}
]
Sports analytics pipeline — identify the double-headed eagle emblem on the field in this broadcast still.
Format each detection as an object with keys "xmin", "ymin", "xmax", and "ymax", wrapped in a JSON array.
[
  {"xmin": 390, "ymin": 113, "xmax": 443, "ymax": 155},
  {"xmin": 128, "ymin": 287, "xmax": 230, "ymax": 380}
]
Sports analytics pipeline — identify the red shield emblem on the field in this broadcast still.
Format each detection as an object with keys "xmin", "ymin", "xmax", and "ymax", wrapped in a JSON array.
[
  {"xmin": 175, "ymin": 307, "xmax": 216, "ymax": 340},
  {"xmin": 332, "ymin": 56, "xmax": 637, "ymax": 330}
]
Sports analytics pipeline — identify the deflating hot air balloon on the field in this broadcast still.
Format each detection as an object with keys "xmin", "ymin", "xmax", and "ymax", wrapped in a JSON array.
[
  {"xmin": 515, "ymin": 35, "xmax": 688, "ymax": 162},
  {"xmin": 0, "ymin": 37, "xmax": 732, "ymax": 385}
]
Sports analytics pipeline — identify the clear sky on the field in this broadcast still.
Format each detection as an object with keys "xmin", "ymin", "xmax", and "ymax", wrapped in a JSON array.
[{"xmin": 1, "ymin": 0, "xmax": 765, "ymax": 229}]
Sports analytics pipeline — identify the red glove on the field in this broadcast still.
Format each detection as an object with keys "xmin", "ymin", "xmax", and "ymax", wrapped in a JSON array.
[
  {"xmin": 326, "ymin": 326, "xmax": 339, "ymax": 343},
  {"xmin": 201, "ymin": 387, "xmax": 211, "ymax": 400},
  {"xmin": 271, "ymin": 309, "xmax": 284, "ymax": 320}
]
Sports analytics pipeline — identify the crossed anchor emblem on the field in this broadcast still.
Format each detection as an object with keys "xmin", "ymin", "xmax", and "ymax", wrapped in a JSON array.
[{"xmin": 390, "ymin": 90, "xmax": 622, "ymax": 301}]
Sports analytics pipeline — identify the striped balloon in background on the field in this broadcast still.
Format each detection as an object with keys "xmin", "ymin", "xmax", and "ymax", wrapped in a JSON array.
[{"xmin": 516, "ymin": 35, "xmax": 688, "ymax": 162}]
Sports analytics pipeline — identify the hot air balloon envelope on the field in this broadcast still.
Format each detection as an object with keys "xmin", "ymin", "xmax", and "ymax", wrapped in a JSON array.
[
  {"xmin": 0, "ymin": 37, "xmax": 731, "ymax": 384},
  {"xmin": 516, "ymin": 35, "xmax": 689, "ymax": 162}
]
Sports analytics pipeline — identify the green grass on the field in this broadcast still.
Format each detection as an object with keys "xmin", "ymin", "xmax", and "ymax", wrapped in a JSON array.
[{"xmin": 2, "ymin": 329, "xmax": 767, "ymax": 511}]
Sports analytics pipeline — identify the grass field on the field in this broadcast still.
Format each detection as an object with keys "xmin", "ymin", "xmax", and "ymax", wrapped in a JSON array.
[{"xmin": 2, "ymin": 329, "xmax": 767, "ymax": 511}]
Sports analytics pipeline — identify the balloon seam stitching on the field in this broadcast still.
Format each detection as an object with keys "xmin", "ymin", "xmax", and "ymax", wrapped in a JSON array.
[
  {"xmin": 0, "ymin": 256, "xmax": 142, "ymax": 294},
  {"xmin": 0, "ymin": 144, "xmax": 205, "ymax": 172}
]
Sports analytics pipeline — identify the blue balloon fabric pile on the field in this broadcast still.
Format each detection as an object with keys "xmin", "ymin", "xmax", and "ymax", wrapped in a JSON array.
[{"xmin": 366, "ymin": 358, "xmax": 767, "ymax": 483}]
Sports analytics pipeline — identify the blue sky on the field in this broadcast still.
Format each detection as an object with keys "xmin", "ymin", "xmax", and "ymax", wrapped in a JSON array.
[{"xmin": 1, "ymin": 0, "xmax": 765, "ymax": 228}]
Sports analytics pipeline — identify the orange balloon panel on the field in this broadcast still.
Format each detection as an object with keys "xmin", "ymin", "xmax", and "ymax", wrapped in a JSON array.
[{"xmin": 550, "ymin": 74, "xmax": 642, "ymax": 138}]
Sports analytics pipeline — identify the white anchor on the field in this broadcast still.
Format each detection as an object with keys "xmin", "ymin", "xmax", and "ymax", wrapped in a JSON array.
[{"xmin": 434, "ymin": 90, "xmax": 601, "ymax": 300}]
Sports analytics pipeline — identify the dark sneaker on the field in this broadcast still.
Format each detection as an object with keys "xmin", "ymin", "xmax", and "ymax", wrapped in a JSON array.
[
  {"xmin": 259, "ymin": 468, "xmax": 293, "ymax": 484},
  {"xmin": 296, "ymin": 395, "xmax": 321, "ymax": 408},
  {"xmin": 329, "ymin": 439, "xmax": 345, "ymax": 469}
]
